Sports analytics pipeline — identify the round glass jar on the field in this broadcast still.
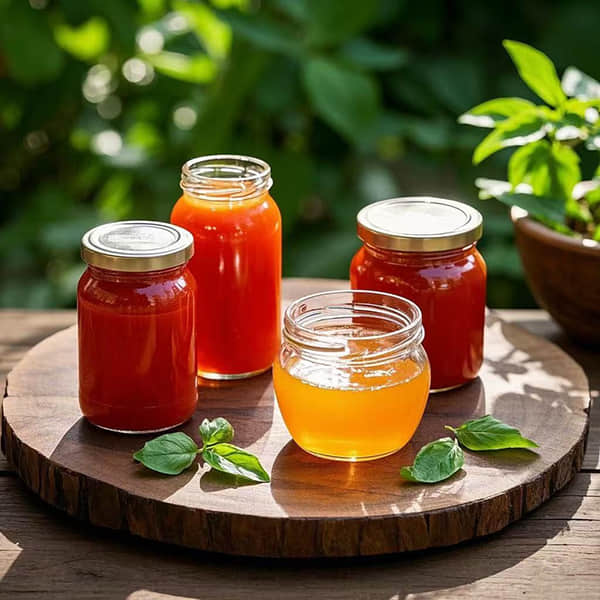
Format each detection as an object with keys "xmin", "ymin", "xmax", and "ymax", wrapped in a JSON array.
[
  {"xmin": 350, "ymin": 197, "xmax": 486, "ymax": 392},
  {"xmin": 273, "ymin": 290, "xmax": 430, "ymax": 461},
  {"xmin": 78, "ymin": 221, "xmax": 197, "ymax": 433},
  {"xmin": 171, "ymin": 154, "xmax": 282, "ymax": 380}
]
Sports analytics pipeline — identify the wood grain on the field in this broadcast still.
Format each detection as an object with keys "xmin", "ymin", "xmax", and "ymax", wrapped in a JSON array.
[
  {"xmin": 0, "ymin": 474, "xmax": 598, "ymax": 599},
  {"xmin": 1, "ymin": 280, "xmax": 591, "ymax": 558}
]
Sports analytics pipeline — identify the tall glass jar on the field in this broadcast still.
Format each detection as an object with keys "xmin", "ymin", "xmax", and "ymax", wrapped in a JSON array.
[
  {"xmin": 273, "ymin": 290, "xmax": 430, "ymax": 461},
  {"xmin": 78, "ymin": 221, "xmax": 197, "ymax": 433},
  {"xmin": 171, "ymin": 155, "xmax": 282, "ymax": 380},
  {"xmin": 350, "ymin": 197, "xmax": 486, "ymax": 392}
]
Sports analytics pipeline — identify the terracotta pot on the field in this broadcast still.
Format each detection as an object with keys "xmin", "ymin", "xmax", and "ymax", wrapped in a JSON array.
[{"xmin": 511, "ymin": 206, "xmax": 600, "ymax": 346}]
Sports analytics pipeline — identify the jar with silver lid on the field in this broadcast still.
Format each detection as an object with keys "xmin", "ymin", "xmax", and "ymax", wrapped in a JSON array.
[{"xmin": 78, "ymin": 221, "xmax": 197, "ymax": 433}]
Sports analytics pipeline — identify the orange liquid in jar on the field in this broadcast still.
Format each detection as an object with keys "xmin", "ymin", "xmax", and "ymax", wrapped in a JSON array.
[
  {"xmin": 273, "ymin": 327, "xmax": 430, "ymax": 461},
  {"xmin": 171, "ymin": 190, "xmax": 281, "ymax": 378}
]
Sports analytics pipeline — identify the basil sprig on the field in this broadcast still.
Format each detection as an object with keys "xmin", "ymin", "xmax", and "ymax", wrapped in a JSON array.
[
  {"xmin": 400, "ymin": 438, "xmax": 464, "ymax": 484},
  {"xmin": 401, "ymin": 415, "xmax": 538, "ymax": 484},
  {"xmin": 445, "ymin": 415, "xmax": 539, "ymax": 451},
  {"xmin": 133, "ymin": 417, "xmax": 270, "ymax": 483}
]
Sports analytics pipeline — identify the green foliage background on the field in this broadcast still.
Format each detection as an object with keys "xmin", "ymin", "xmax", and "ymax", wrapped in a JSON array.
[{"xmin": 2, "ymin": 0, "xmax": 599, "ymax": 308}]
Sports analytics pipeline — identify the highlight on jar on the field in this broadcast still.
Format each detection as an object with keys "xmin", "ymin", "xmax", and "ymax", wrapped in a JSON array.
[{"xmin": 273, "ymin": 290, "xmax": 431, "ymax": 462}]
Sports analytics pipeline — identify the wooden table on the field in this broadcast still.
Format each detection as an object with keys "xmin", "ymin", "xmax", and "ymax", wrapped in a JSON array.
[{"xmin": 1, "ymin": 279, "xmax": 598, "ymax": 599}]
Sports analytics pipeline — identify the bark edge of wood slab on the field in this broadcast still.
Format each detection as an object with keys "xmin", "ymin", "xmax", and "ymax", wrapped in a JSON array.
[{"xmin": 1, "ymin": 279, "xmax": 590, "ymax": 558}]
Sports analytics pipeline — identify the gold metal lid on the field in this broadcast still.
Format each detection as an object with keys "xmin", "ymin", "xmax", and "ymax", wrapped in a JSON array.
[
  {"xmin": 81, "ymin": 221, "xmax": 194, "ymax": 272},
  {"xmin": 357, "ymin": 197, "xmax": 483, "ymax": 252}
]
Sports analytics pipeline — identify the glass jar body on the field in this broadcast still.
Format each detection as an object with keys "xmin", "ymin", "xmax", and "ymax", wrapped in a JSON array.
[
  {"xmin": 77, "ymin": 265, "xmax": 197, "ymax": 433},
  {"xmin": 171, "ymin": 191, "xmax": 281, "ymax": 379},
  {"xmin": 273, "ymin": 291, "xmax": 430, "ymax": 461},
  {"xmin": 350, "ymin": 243, "xmax": 486, "ymax": 391}
]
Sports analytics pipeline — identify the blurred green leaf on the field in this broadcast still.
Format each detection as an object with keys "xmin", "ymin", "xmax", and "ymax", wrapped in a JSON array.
[
  {"xmin": 96, "ymin": 173, "xmax": 133, "ymax": 220},
  {"xmin": 188, "ymin": 41, "xmax": 267, "ymax": 154},
  {"xmin": 459, "ymin": 98, "xmax": 536, "ymax": 128},
  {"xmin": 54, "ymin": 17, "xmax": 110, "ymax": 61},
  {"xmin": 302, "ymin": 57, "xmax": 380, "ymax": 143},
  {"xmin": 174, "ymin": 0, "xmax": 231, "ymax": 59},
  {"xmin": 503, "ymin": 40, "xmax": 566, "ymax": 107},
  {"xmin": 339, "ymin": 38, "xmax": 408, "ymax": 71},
  {"xmin": 305, "ymin": 0, "xmax": 375, "ymax": 46},
  {"xmin": 421, "ymin": 58, "xmax": 483, "ymax": 114},
  {"xmin": 561, "ymin": 66, "xmax": 600, "ymax": 99},
  {"xmin": 138, "ymin": 0, "xmax": 167, "ymax": 19},
  {"xmin": 147, "ymin": 51, "xmax": 217, "ymax": 82},
  {"xmin": 0, "ymin": 0, "xmax": 65, "ymax": 84},
  {"xmin": 284, "ymin": 231, "xmax": 360, "ymax": 278},
  {"xmin": 221, "ymin": 10, "xmax": 302, "ymax": 56},
  {"xmin": 473, "ymin": 110, "xmax": 547, "ymax": 164}
]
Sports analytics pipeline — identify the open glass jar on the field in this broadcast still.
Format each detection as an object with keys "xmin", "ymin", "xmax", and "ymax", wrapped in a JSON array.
[
  {"xmin": 78, "ymin": 221, "xmax": 197, "ymax": 433},
  {"xmin": 273, "ymin": 290, "xmax": 430, "ymax": 461}
]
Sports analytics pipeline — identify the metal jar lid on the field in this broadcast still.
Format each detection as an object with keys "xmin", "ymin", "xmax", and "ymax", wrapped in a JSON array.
[
  {"xmin": 81, "ymin": 221, "xmax": 194, "ymax": 272},
  {"xmin": 357, "ymin": 197, "xmax": 483, "ymax": 252}
]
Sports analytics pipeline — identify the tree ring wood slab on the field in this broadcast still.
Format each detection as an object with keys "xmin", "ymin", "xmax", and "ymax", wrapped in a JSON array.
[{"xmin": 1, "ymin": 279, "xmax": 591, "ymax": 558}]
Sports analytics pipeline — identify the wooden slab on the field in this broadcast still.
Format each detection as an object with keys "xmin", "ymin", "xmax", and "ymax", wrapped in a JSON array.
[{"xmin": 1, "ymin": 279, "xmax": 591, "ymax": 558}]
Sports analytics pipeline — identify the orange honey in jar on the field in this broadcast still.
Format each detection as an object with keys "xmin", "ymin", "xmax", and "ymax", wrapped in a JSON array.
[
  {"xmin": 350, "ymin": 197, "xmax": 486, "ymax": 392},
  {"xmin": 171, "ymin": 155, "xmax": 281, "ymax": 380},
  {"xmin": 273, "ymin": 290, "xmax": 430, "ymax": 461}
]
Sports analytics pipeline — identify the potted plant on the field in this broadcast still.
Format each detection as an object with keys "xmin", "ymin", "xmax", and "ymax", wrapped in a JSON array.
[{"xmin": 460, "ymin": 40, "xmax": 600, "ymax": 345}]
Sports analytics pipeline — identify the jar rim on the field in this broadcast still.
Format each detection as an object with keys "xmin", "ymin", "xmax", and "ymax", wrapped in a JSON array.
[
  {"xmin": 180, "ymin": 154, "xmax": 272, "ymax": 200},
  {"xmin": 283, "ymin": 290, "xmax": 424, "ymax": 365}
]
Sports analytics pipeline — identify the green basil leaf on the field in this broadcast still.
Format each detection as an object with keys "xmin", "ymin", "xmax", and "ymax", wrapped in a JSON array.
[
  {"xmin": 400, "ymin": 438, "xmax": 464, "ymax": 484},
  {"xmin": 472, "ymin": 110, "xmax": 547, "ymax": 164},
  {"xmin": 508, "ymin": 140, "xmax": 580, "ymax": 202},
  {"xmin": 503, "ymin": 40, "xmax": 566, "ymax": 107},
  {"xmin": 133, "ymin": 432, "xmax": 199, "ymax": 475},
  {"xmin": 302, "ymin": 57, "xmax": 380, "ymax": 143},
  {"xmin": 199, "ymin": 417, "xmax": 234, "ymax": 446},
  {"xmin": 459, "ymin": 97, "xmax": 536, "ymax": 128},
  {"xmin": 202, "ymin": 443, "xmax": 270, "ymax": 483},
  {"xmin": 497, "ymin": 192, "xmax": 566, "ymax": 225},
  {"xmin": 508, "ymin": 140, "xmax": 551, "ymax": 188},
  {"xmin": 562, "ymin": 66, "xmax": 600, "ymax": 100},
  {"xmin": 446, "ymin": 415, "xmax": 539, "ymax": 451}
]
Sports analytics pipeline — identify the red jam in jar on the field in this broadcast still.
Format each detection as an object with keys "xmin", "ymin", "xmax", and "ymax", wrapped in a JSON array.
[
  {"xmin": 350, "ymin": 197, "xmax": 486, "ymax": 391},
  {"xmin": 78, "ymin": 221, "xmax": 197, "ymax": 433}
]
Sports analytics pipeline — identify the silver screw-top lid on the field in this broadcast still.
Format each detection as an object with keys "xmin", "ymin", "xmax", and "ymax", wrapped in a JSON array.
[
  {"xmin": 81, "ymin": 221, "xmax": 194, "ymax": 272},
  {"xmin": 357, "ymin": 197, "xmax": 483, "ymax": 252}
]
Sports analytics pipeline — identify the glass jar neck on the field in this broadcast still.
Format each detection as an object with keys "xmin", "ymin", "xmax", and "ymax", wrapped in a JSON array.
[
  {"xmin": 283, "ymin": 290, "xmax": 424, "ymax": 366},
  {"xmin": 87, "ymin": 264, "xmax": 186, "ymax": 283},
  {"xmin": 180, "ymin": 154, "xmax": 272, "ymax": 201},
  {"xmin": 363, "ymin": 242, "xmax": 477, "ymax": 264}
]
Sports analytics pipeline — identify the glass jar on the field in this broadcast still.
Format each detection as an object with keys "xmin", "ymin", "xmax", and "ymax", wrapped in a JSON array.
[
  {"xmin": 171, "ymin": 154, "xmax": 282, "ymax": 380},
  {"xmin": 273, "ymin": 290, "xmax": 430, "ymax": 461},
  {"xmin": 350, "ymin": 197, "xmax": 486, "ymax": 392},
  {"xmin": 78, "ymin": 221, "xmax": 197, "ymax": 433}
]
